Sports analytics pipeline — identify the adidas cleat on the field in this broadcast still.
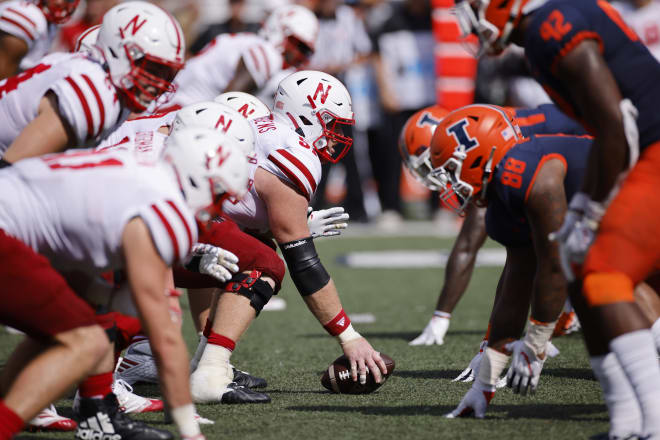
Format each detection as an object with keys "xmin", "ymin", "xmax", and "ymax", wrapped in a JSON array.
[
  {"xmin": 27, "ymin": 405, "xmax": 77, "ymax": 432},
  {"xmin": 115, "ymin": 340, "xmax": 158, "ymax": 385},
  {"xmin": 75, "ymin": 393, "xmax": 173, "ymax": 440},
  {"xmin": 220, "ymin": 382, "xmax": 271, "ymax": 404},
  {"xmin": 232, "ymin": 367, "xmax": 267, "ymax": 389}
]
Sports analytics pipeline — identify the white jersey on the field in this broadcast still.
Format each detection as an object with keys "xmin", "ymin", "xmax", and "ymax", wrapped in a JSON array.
[
  {"xmin": 613, "ymin": 1, "xmax": 660, "ymax": 62},
  {"xmin": 0, "ymin": 1, "xmax": 57, "ymax": 71},
  {"xmin": 164, "ymin": 33, "xmax": 283, "ymax": 109},
  {"xmin": 0, "ymin": 52, "xmax": 130, "ymax": 155},
  {"xmin": 0, "ymin": 149, "xmax": 196, "ymax": 274},
  {"xmin": 96, "ymin": 111, "xmax": 177, "ymax": 163},
  {"xmin": 222, "ymin": 115, "xmax": 321, "ymax": 232}
]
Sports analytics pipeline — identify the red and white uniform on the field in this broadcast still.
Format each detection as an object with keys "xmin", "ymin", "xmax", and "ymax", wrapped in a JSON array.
[
  {"xmin": 0, "ymin": 1, "xmax": 56, "ymax": 71},
  {"xmin": 163, "ymin": 33, "xmax": 283, "ymax": 110},
  {"xmin": 0, "ymin": 52, "xmax": 130, "ymax": 155},
  {"xmin": 0, "ymin": 149, "xmax": 196, "ymax": 274},
  {"xmin": 96, "ymin": 111, "xmax": 177, "ymax": 163},
  {"xmin": 222, "ymin": 115, "xmax": 321, "ymax": 232}
]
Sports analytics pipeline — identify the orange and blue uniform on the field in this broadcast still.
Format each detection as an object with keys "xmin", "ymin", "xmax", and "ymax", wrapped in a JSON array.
[
  {"xmin": 514, "ymin": 104, "xmax": 587, "ymax": 138},
  {"xmin": 523, "ymin": 0, "xmax": 660, "ymax": 305},
  {"xmin": 486, "ymin": 135, "xmax": 592, "ymax": 247}
]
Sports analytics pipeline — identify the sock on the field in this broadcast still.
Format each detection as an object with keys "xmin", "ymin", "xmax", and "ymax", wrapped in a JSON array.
[
  {"xmin": 651, "ymin": 318, "xmax": 660, "ymax": 352},
  {"xmin": 197, "ymin": 331, "xmax": 234, "ymax": 381},
  {"xmin": 590, "ymin": 353, "xmax": 642, "ymax": 438},
  {"xmin": 0, "ymin": 400, "xmax": 24, "ymax": 440},
  {"xmin": 610, "ymin": 330, "xmax": 660, "ymax": 436},
  {"xmin": 190, "ymin": 334, "xmax": 208, "ymax": 373},
  {"xmin": 207, "ymin": 331, "xmax": 236, "ymax": 351},
  {"xmin": 79, "ymin": 372, "xmax": 114, "ymax": 399}
]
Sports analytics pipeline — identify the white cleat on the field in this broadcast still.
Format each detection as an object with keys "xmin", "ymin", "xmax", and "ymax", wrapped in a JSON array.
[
  {"xmin": 27, "ymin": 405, "xmax": 77, "ymax": 432},
  {"xmin": 113, "ymin": 379, "xmax": 163, "ymax": 413}
]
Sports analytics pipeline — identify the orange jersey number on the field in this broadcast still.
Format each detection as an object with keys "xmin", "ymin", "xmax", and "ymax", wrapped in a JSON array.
[
  {"xmin": 500, "ymin": 157, "xmax": 527, "ymax": 189},
  {"xmin": 540, "ymin": 10, "xmax": 572, "ymax": 42}
]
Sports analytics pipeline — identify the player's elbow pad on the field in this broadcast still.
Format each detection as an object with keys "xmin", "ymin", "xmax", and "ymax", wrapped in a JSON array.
[{"xmin": 279, "ymin": 236, "xmax": 330, "ymax": 296}]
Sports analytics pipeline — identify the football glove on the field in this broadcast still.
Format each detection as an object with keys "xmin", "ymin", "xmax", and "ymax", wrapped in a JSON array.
[
  {"xmin": 505, "ymin": 340, "xmax": 560, "ymax": 395},
  {"xmin": 445, "ymin": 379, "xmax": 496, "ymax": 419},
  {"xmin": 409, "ymin": 315, "xmax": 450, "ymax": 346},
  {"xmin": 307, "ymin": 207, "xmax": 349, "ymax": 239},
  {"xmin": 453, "ymin": 340, "xmax": 487, "ymax": 382},
  {"xmin": 191, "ymin": 244, "xmax": 239, "ymax": 283},
  {"xmin": 549, "ymin": 193, "xmax": 604, "ymax": 281}
]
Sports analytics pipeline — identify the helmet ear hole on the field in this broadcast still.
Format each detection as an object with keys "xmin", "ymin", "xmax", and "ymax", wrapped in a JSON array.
[
  {"xmin": 108, "ymin": 47, "xmax": 118, "ymax": 59},
  {"xmin": 299, "ymin": 116, "xmax": 314, "ymax": 126},
  {"xmin": 470, "ymin": 156, "xmax": 483, "ymax": 169},
  {"xmin": 189, "ymin": 177, "xmax": 198, "ymax": 188}
]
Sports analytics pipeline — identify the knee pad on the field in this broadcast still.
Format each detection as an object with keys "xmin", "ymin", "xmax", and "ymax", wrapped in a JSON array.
[
  {"xmin": 583, "ymin": 272, "xmax": 634, "ymax": 307},
  {"xmin": 226, "ymin": 270, "xmax": 274, "ymax": 315}
]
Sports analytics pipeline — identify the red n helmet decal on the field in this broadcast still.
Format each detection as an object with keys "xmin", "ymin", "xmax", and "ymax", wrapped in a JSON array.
[
  {"xmin": 206, "ymin": 145, "xmax": 230, "ymax": 169},
  {"xmin": 120, "ymin": 15, "xmax": 147, "ymax": 37},
  {"xmin": 237, "ymin": 103, "xmax": 252, "ymax": 118},
  {"xmin": 214, "ymin": 115, "xmax": 233, "ymax": 133},
  {"xmin": 313, "ymin": 82, "xmax": 332, "ymax": 104}
]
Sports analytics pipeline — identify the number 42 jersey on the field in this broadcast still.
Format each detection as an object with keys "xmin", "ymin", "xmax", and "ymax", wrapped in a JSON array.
[{"xmin": 0, "ymin": 149, "xmax": 197, "ymax": 274}]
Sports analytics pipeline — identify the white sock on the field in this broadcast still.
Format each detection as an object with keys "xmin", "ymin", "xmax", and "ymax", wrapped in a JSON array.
[
  {"xmin": 196, "ymin": 344, "xmax": 232, "ymax": 378},
  {"xmin": 651, "ymin": 318, "xmax": 660, "ymax": 353},
  {"xmin": 590, "ymin": 353, "xmax": 642, "ymax": 438},
  {"xmin": 610, "ymin": 330, "xmax": 660, "ymax": 437}
]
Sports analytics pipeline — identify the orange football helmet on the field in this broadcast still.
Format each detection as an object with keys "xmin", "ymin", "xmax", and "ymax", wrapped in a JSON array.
[
  {"xmin": 399, "ymin": 105, "xmax": 450, "ymax": 190},
  {"xmin": 454, "ymin": 0, "xmax": 539, "ymax": 56},
  {"xmin": 429, "ymin": 104, "xmax": 522, "ymax": 214}
]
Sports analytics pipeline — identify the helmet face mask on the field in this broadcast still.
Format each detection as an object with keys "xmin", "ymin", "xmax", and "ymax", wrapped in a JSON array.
[
  {"xmin": 282, "ymin": 35, "xmax": 314, "ymax": 68},
  {"xmin": 260, "ymin": 5, "xmax": 318, "ymax": 67},
  {"xmin": 39, "ymin": 0, "xmax": 79, "ymax": 24},
  {"xmin": 312, "ymin": 110, "xmax": 354, "ymax": 163}
]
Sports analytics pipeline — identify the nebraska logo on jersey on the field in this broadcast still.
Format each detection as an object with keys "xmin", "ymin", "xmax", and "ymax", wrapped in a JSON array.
[
  {"xmin": 312, "ymin": 82, "xmax": 331, "ymax": 105},
  {"xmin": 119, "ymin": 14, "xmax": 147, "ymax": 37}
]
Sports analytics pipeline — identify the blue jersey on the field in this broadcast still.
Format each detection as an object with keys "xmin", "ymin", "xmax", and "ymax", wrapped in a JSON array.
[
  {"xmin": 514, "ymin": 104, "xmax": 587, "ymax": 137},
  {"xmin": 486, "ymin": 135, "xmax": 592, "ymax": 247},
  {"xmin": 524, "ymin": 0, "xmax": 660, "ymax": 149}
]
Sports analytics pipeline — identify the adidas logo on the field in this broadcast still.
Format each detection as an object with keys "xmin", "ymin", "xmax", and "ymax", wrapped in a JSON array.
[
  {"xmin": 76, "ymin": 412, "xmax": 121, "ymax": 440},
  {"xmin": 338, "ymin": 370, "xmax": 350, "ymax": 381},
  {"xmin": 337, "ymin": 317, "xmax": 346, "ymax": 327}
]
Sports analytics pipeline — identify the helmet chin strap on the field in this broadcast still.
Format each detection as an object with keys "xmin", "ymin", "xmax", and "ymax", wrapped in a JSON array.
[{"xmin": 479, "ymin": 146, "xmax": 496, "ymax": 204}]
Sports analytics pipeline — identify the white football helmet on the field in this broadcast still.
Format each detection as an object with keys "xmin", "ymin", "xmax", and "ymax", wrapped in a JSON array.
[
  {"xmin": 74, "ymin": 24, "xmax": 100, "ymax": 52},
  {"xmin": 96, "ymin": 1, "xmax": 185, "ymax": 112},
  {"xmin": 171, "ymin": 101, "xmax": 255, "ymax": 157},
  {"xmin": 164, "ymin": 127, "xmax": 249, "ymax": 221},
  {"xmin": 214, "ymin": 92, "xmax": 271, "ymax": 120},
  {"xmin": 260, "ymin": 4, "xmax": 318, "ymax": 68},
  {"xmin": 273, "ymin": 70, "xmax": 355, "ymax": 163}
]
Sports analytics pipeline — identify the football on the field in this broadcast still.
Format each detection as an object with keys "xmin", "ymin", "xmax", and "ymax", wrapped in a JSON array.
[{"xmin": 320, "ymin": 353, "xmax": 395, "ymax": 394}]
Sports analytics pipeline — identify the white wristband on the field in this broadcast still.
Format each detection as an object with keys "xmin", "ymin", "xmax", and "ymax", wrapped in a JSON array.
[
  {"xmin": 170, "ymin": 404, "xmax": 201, "ymax": 437},
  {"xmin": 477, "ymin": 347, "xmax": 510, "ymax": 386},
  {"xmin": 524, "ymin": 319, "xmax": 557, "ymax": 356},
  {"xmin": 433, "ymin": 311, "xmax": 451, "ymax": 319},
  {"xmin": 337, "ymin": 324, "xmax": 361, "ymax": 345}
]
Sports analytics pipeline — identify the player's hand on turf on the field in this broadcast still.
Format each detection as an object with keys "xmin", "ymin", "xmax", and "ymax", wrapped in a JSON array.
[
  {"xmin": 409, "ymin": 315, "xmax": 450, "ymax": 346},
  {"xmin": 445, "ymin": 379, "xmax": 495, "ymax": 419},
  {"xmin": 505, "ymin": 340, "xmax": 547, "ymax": 396},
  {"xmin": 453, "ymin": 340, "xmax": 487, "ymax": 382},
  {"xmin": 307, "ymin": 206, "xmax": 349, "ymax": 239},
  {"xmin": 549, "ymin": 193, "xmax": 603, "ymax": 281},
  {"xmin": 192, "ymin": 243, "xmax": 239, "ymax": 282},
  {"xmin": 341, "ymin": 337, "xmax": 388, "ymax": 385}
]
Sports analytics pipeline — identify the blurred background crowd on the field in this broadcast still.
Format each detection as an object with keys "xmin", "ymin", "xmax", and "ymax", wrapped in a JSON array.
[{"xmin": 10, "ymin": 0, "xmax": 660, "ymax": 230}]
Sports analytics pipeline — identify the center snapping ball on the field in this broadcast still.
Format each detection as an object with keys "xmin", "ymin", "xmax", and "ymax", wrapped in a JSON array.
[{"xmin": 321, "ymin": 353, "xmax": 395, "ymax": 394}]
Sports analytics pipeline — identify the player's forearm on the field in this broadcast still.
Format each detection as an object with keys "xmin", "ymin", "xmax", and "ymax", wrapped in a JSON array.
[
  {"xmin": 530, "ymin": 263, "xmax": 567, "ymax": 324},
  {"xmin": 302, "ymin": 279, "xmax": 343, "ymax": 325},
  {"xmin": 436, "ymin": 250, "xmax": 477, "ymax": 313}
]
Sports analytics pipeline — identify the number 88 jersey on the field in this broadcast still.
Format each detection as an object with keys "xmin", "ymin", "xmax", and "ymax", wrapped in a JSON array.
[{"xmin": 486, "ymin": 134, "xmax": 592, "ymax": 247}]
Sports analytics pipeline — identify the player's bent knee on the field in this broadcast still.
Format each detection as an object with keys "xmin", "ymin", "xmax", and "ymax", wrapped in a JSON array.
[
  {"xmin": 226, "ymin": 270, "xmax": 274, "ymax": 315},
  {"xmin": 57, "ymin": 324, "xmax": 110, "ymax": 359},
  {"xmin": 583, "ymin": 272, "xmax": 635, "ymax": 307}
]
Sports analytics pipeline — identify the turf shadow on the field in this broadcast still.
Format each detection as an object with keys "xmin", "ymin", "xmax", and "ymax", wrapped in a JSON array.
[
  {"xmin": 394, "ymin": 369, "xmax": 464, "ymax": 380},
  {"xmin": 299, "ymin": 330, "xmax": 484, "ymax": 341},
  {"xmin": 541, "ymin": 368, "xmax": 596, "ymax": 381},
  {"xmin": 286, "ymin": 404, "xmax": 451, "ymax": 416}
]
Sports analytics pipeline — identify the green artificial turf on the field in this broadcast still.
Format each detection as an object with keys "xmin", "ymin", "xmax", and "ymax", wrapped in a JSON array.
[{"xmin": 4, "ymin": 235, "xmax": 608, "ymax": 440}]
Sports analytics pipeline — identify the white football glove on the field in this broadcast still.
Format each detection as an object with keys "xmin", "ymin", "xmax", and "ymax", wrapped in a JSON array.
[
  {"xmin": 453, "ymin": 340, "xmax": 487, "ymax": 382},
  {"xmin": 191, "ymin": 243, "xmax": 239, "ymax": 283},
  {"xmin": 549, "ymin": 193, "xmax": 604, "ymax": 281},
  {"xmin": 505, "ymin": 340, "xmax": 550, "ymax": 396},
  {"xmin": 409, "ymin": 315, "xmax": 450, "ymax": 346},
  {"xmin": 307, "ymin": 206, "xmax": 349, "ymax": 239},
  {"xmin": 445, "ymin": 379, "xmax": 496, "ymax": 419}
]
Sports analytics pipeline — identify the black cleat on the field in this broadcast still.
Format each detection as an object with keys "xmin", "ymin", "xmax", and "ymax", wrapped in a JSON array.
[
  {"xmin": 233, "ymin": 367, "xmax": 267, "ymax": 389},
  {"xmin": 220, "ymin": 382, "xmax": 271, "ymax": 404},
  {"xmin": 75, "ymin": 393, "xmax": 173, "ymax": 440}
]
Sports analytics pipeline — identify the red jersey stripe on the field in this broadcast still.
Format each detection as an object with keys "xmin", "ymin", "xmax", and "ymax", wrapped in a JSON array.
[
  {"xmin": 6, "ymin": 7, "xmax": 37, "ymax": 28},
  {"xmin": 248, "ymin": 48, "xmax": 261, "ymax": 72},
  {"xmin": 65, "ymin": 77, "xmax": 93, "ymax": 140},
  {"xmin": 276, "ymin": 149, "xmax": 317, "ymax": 193},
  {"xmin": 151, "ymin": 203, "xmax": 180, "ymax": 262},
  {"xmin": 0, "ymin": 16, "xmax": 34, "ymax": 40},
  {"xmin": 166, "ymin": 200, "xmax": 193, "ymax": 253},
  {"xmin": 81, "ymin": 74, "xmax": 105, "ymax": 138},
  {"xmin": 268, "ymin": 154, "xmax": 310, "ymax": 200},
  {"xmin": 257, "ymin": 45, "xmax": 271, "ymax": 78}
]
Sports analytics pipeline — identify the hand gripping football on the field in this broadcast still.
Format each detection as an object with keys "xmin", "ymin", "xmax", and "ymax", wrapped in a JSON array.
[{"xmin": 321, "ymin": 353, "xmax": 395, "ymax": 394}]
